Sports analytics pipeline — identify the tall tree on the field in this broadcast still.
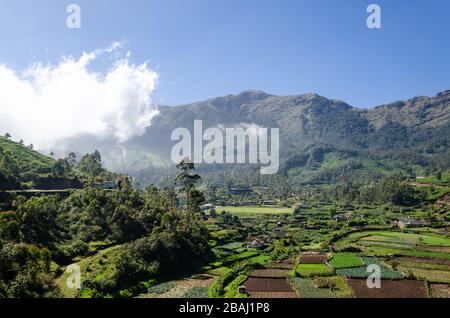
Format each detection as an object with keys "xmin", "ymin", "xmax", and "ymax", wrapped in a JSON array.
[
  {"xmin": 66, "ymin": 152, "xmax": 77, "ymax": 167},
  {"xmin": 78, "ymin": 150, "xmax": 104, "ymax": 177},
  {"xmin": 52, "ymin": 159, "xmax": 71, "ymax": 177},
  {"xmin": 175, "ymin": 159, "xmax": 205, "ymax": 214}
]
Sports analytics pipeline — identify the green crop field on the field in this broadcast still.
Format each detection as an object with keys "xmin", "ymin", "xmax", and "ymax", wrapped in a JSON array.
[
  {"xmin": 295, "ymin": 264, "xmax": 334, "ymax": 278},
  {"xmin": 338, "ymin": 231, "xmax": 450, "ymax": 253},
  {"xmin": 216, "ymin": 205, "xmax": 293, "ymax": 216},
  {"xmin": 360, "ymin": 244, "xmax": 450, "ymax": 260},
  {"xmin": 289, "ymin": 276, "xmax": 352, "ymax": 298},
  {"xmin": 329, "ymin": 253, "xmax": 364, "ymax": 269},
  {"xmin": 356, "ymin": 231, "xmax": 450, "ymax": 246},
  {"xmin": 401, "ymin": 268, "xmax": 450, "ymax": 284},
  {"xmin": 388, "ymin": 260, "xmax": 450, "ymax": 272},
  {"xmin": 359, "ymin": 240, "xmax": 415, "ymax": 250},
  {"xmin": 373, "ymin": 232, "xmax": 450, "ymax": 246},
  {"xmin": 289, "ymin": 278, "xmax": 335, "ymax": 298},
  {"xmin": 335, "ymin": 257, "xmax": 402, "ymax": 279}
]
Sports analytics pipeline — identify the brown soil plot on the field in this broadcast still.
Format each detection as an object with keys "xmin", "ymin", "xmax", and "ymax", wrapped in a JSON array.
[
  {"xmin": 243, "ymin": 277, "xmax": 294, "ymax": 292},
  {"xmin": 430, "ymin": 284, "xmax": 450, "ymax": 298},
  {"xmin": 249, "ymin": 291, "xmax": 298, "ymax": 298},
  {"xmin": 265, "ymin": 262, "xmax": 293, "ymax": 269},
  {"xmin": 250, "ymin": 269, "xmax": 291, "ymax": 278},
  {"xmin": 346, "ymin": 279, "xmax": 427, "ymax": 298},
  {"xmin": 299, "ymin": 254, "xmax": 328, "ymax": 264},
  {"xmin": 390, "ymin": 256, "xmax": 450, "ymax": 266}
]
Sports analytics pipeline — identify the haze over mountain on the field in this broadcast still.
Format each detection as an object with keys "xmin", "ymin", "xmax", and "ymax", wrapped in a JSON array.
[{"xmin": 53, "ymin": 89, "xmax": 450, "ymax": 186}]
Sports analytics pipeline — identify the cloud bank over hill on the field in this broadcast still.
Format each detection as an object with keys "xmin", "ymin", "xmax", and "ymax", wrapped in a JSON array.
[{"xmin": 0, "ymin": 42, "xmax": 159, "ymax": 149}]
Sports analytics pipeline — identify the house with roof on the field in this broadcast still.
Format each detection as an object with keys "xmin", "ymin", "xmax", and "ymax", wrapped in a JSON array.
[
  {"xmin": 246, "ymin": 239, "xmax": 266, "ymax": 249},
  {"xmin": 396, "ymin": 217, "xmax": 425, "ymax": 229}
]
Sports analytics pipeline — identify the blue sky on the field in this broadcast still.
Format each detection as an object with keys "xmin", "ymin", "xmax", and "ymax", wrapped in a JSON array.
[{"xmin": 0, "ymin": 0, "xmax": 449, "ymax": 107}]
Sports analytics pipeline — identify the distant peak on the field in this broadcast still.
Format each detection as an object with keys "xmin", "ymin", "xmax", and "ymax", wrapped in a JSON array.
[
  {"xmin": 302, "ymin": 92, "xmax": 322, "ymax": 99},
  {"xmin": 235, "ymin": 89, "xmax": 272, "ymax": 99}
]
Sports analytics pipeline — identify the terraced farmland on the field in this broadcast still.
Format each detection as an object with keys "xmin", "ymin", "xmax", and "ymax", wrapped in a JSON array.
[
  {"xmin": 346, "ymin": 279, "xmax": 427, "ymax": 298},
  {"xmin": 336, "ymin": 230, "xmax": 450, "ymax": 260}
]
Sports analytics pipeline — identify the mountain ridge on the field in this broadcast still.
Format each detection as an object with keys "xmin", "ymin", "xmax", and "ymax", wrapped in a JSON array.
[{"xmin": 47, "ymin": 88, "xmax": 450, "ymax": 186}]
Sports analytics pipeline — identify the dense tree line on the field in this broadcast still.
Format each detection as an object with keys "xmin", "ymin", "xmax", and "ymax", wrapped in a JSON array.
[
  {"xmin": 0, "ymin": 159, "xmax": 212, "ymax": 297},
  {"xmin": 332, "ymin": 173, "xmax": 422, "ymax": 206},
  {"xmin": 0, "ymin": 144, "xmax": 117, "ymax": 190}
]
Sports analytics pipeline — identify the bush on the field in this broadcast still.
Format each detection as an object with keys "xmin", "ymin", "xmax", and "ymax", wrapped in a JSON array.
[
  {"xmin": 119, "ymin": 289, "xmax": 133, "ymax": 298},
  {"xmin": 223, "ymin": 275, "xmax": 248, "ymax": 298},
  {"xmin": 208, "ymin": 261, "xmax": 258, "ymax": 298}
]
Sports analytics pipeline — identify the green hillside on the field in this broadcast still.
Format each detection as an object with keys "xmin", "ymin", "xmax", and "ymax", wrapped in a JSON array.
[{"xmin": 0, "ymin": 136, "xmax": 55, "ymax": 174}]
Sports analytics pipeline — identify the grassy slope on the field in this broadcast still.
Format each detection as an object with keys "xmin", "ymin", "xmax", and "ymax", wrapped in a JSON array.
[
  {"xmin": 0, "ymin": 136, "xmax": 54, "ymax": 173},
  {"xmin": 103, "ymin": 148, "xmax": 170, "ymax": 173},
  {"xmin": 287, "ymin": 151, "xmax": 425, "ymax": 185},
  {"xmin": 56, "ymin": 245, "xmax": 124, "ymax": 298}
]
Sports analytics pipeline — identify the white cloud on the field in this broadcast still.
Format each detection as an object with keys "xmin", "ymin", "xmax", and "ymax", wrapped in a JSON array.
[{"xmin": 0, "ymin": 42, "xmax": 159, "ymax": 148}]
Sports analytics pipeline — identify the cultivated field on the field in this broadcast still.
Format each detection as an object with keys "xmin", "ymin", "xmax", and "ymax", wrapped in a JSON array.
[
  {"xmin": 295, "ymin": 264, "xmax": 334, "ymax": 278},
  {"xmin": 298, "ymin": 254, "xmax": 328, "ymax": 264},
  {"xmin": 244, "ymin": 277, "xmax": 296, "ymax": 297},
  {"xmin": 329, "ymin": 253, "xmax": 364, "ymax": 269},
  {"xmin": 216, "ymin": 205, "xmax": 293, "ymax": 216},
  {"xmin": 138, "ymin": 274, "xmax": 215, "ymax": 298},
  {"xmin": 346, "ymin": 279, "xmax": 427, "ymax": 298},
  {"xmin": 290, "ymin": 276, "xmax": 353, "ymax": 298}
]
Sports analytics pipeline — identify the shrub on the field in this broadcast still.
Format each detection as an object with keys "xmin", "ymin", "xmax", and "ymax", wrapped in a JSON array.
[
  {"xmin": 223, "ymin": 275, "xmax": 248, "ymax": 298},
  {"xmin": 119, "ymin": 289, "xmax": 133, "ymax": 298},
  {"xmin": 208, "ymin": 261, "xmax": 258, "ymax": 298}
]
